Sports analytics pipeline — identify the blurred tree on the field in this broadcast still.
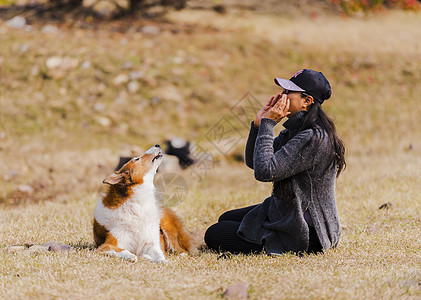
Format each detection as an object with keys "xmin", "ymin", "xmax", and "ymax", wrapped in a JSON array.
[
  {"xmin": 128, "ymin": 0, "xmax": 186, "ymax": 12},
  {"xmin": 48, "ymin": 0, "xmax": 83, "ymax": 10},
  {"xmin": 329, "ymin": 0, "xmax": 420, "ymax": 13}
]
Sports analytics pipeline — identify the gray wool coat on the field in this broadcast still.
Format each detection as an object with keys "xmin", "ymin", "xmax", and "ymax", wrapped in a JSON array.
[{"xmin": 237, "ymin": 111, "xmax": 341, "ymax": 254}]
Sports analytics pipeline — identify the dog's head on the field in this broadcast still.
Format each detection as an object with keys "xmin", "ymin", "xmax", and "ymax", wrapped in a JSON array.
[{"xmin": 103, "ymin": 144, "xmax": 163, "ymax": 186}]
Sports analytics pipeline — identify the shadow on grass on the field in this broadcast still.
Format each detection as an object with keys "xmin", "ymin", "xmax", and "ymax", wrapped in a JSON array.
[{"xmin": 70, "ymin": 240, "xmax": 96, "ymax": 251}]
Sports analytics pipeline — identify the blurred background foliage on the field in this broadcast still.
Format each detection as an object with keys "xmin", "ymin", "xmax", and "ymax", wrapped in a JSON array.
[{"xmin": 0, "ymin": 0, "xmax": 419, "ymax": 18}]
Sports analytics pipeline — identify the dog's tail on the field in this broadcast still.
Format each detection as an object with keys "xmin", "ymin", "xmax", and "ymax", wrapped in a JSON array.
[{"xmin": 159, "ymin": 207, "xmax": 198, "ymax": 255}]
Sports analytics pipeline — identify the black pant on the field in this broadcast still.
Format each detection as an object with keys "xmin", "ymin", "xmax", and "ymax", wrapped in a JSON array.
[
  {"xmin": 204, "ymin": 204, "xmax": 322, "ymax": 254},
  {"xmin": 204, "ymin": 205, "xmax": 263, "ymax": 254}
]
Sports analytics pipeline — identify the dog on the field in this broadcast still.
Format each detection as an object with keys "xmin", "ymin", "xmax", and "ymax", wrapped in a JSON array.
[{"xmin": 93, "ymin": 144, "xmax": 197, "ymax": 263}]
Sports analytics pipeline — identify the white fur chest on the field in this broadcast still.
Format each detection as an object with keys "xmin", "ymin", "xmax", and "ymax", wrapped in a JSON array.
[{"xmin": 94, "ymin": 183, "xmax": 162, "ymax": 255}]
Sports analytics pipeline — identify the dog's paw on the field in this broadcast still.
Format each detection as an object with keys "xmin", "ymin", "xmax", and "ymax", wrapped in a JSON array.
[
  {"xmin": 142, "ymin": 251, "xmax": 166, "ymax": 263},
  {"xmin": 119, "ymin": 250, "xmax": 138, "ymax": 262}
]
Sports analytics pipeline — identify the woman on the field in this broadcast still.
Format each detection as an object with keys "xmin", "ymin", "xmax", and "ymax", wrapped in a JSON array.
[{"xmin": 205, "ymin": 69, "xmax": 346, "ymax": 255}]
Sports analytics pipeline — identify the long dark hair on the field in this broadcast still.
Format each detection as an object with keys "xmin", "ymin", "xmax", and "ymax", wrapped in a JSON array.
[
  {"xmin": 299, "ymin": 101, "xmax": 346, "ymax": 177},
  {"xmin": 273, "ymin": 99, "xmax": 346, "ymax": 204}
]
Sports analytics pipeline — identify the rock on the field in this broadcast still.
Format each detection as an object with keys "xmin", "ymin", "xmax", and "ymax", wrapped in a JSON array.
[
  {"xmin": 113, "ymin": 74, "xmax": 130, "ymax": 85},
  {"xmin": 48, "ymin": 244, "xmax": 76, "ymax": 253},
  {"xmin": 121, "ymin": 61, "xmax": 133, "ymax": 70},
  {"xmin": 142, "ymin": 25, "xmax": 160, "ymax": 35},
  {"xmin": 6, "ymin": 16, "xmax": 26, "ymax": 29},
  {"xmin": 4, "ymin": 170, "xmax": 17, "ymax": 181},
  {"xmin": 61, "ymin": 57, "xmax": 79, "ymax": 71},
  {"xmin": 46, "ymin": 56, "xmax": 63, "ymax": 69},
  {"xmin": 41, "ymin": 241, "xmax": 60, "ymax": 247},
  {"xmin": 129, "ymin": 70, "xmax": 145, "ymax": 80},
  {"xmin": 153, "ymin": 85, "xmax": 183, "ymax": 103},
  {"xmin": 150, "ymin": 97, "xmax": 161, "ymax": 105},
  {"xmin": 81, "ymin": 60, "xmax": 91, "ymax": 69},
  {"xmin": 95, "ymin": 116, "xmax": 111, "ymax": 127},
  {"xmin": 93, "ymin": 103, "xmax": 106, "ymax": 112},
  {"xmin": 172, "ymin": 56, "xmax": 184, "ymax": 64},
  {"xmin": 59, "ymin": 87, "xmax": 67, "ymax": 96},
  {"xmin": 19, "ymin": 44, "xmax": 28, "ymax": 53},
  {"xmin": 41, "ymin": 25, "xmax": 59, "ymax": 34},
  {"xmin": 18, "ymin": 185, "xmax": 34, "ymax": 194},
  {"xmin": 127, "ymin": 81, "xmax": 140, "ymax": 93},
  {"xmin": 27, "ymin": 245, "xmax": 49, "ymax": 252},
  {"xmin": 222, "ymin": 283, "xmax": 248, "ymax": 299},
  {"xmin": 46, "ymin": 56, "xmax": 78, "ymax": 71},
  {"xmin": 30, "ymin": 65, "xmax": 40, "ymax": 76},
  {"xmin": 2, "ymin": 246, "xmax": 25, "ymax": 253},
  {"xmin": 379, "ymin": 202, "xmax": 394, "ymax": 210}
]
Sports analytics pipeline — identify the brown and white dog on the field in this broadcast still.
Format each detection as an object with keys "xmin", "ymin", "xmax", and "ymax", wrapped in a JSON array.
[{"xmin": 93, "ymin": 144, "xmax": 197, "ymax": 263}]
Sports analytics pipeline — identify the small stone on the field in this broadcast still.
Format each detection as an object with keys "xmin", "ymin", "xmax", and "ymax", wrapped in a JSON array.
[
  {"xmin": 172, "ymin": 56, "xmax": 184, "ymax": 64},
  {"xmin": 27, "ymin": 245, "xmax": 49, "ymax": 252},
  {"xmin": 59, "ymin": 87, "xmax": 67, "ymax": 95},
  {"xmin": 153, "ymin": 85, "xmax": 183, "ymax": 102},
  {"xmin": 127, "ymin": 81, "xmax": 140, "ymax": 93},
  {"xmin": 48, "ymin": 244, "xmax": 76, "ymax": 253},
  {"xmin": 19, "ymin": 44, "xmax": 28, "ymax": 53},
  {"xmin": 113, "ymin": 74, "xmax": 130, "ymax": 85},
  {"xmin": 150, "ymin": 97, "xmax": 161, "ymax": 105},
  {"xmin": 142, "ymin": 25, "xmax": 160, "ymax": 35},
  {"xmin": 121, "ymin": 61, "xmax": 133, "ymax": 70},
  {"xmin": 129, "ymin": 70, "xmax": 145, "ymax": 80},
  {"xmin": 41, "ymin": 241, "xmax": 60, "ymax": 247},
  {"xmin": 379, "ymin": 202, "xmax": 394, "ymax": 210},
  {"xmin": 41, "ymin": 25, "xmax": 59, "ymax": 34},
  {"xmin": 4, "ymin": 170, "xmax": 17, "ymax": 181},
  {"xmin": 93, "ymin": 103, "xmax": 106, "ymax": 112},
  {"xmin": 6, "ymin": 16, "xmax": 26, "ymax": 29},
  {"xmin": 2, "ymin": 246, "xmax": 25, "ymax": 253},
  {"xmin": 18, "ymin": 185, "xmax": 34, "ymax": 194},
  {"xmin": 95, "ymin": 116, "xmax": 111, "ymax": 127},
  {"xmin": 46, "ymin": 56, "xmax": 63, "ymax": 69},
  {"xmin": 81, "ymin": 60, "xmax": 91, "ymax": 69},
  {"xmin": 30, "ymin": 65, "xmax": 40, "ymax": 76},
  {"xmin": 61, "ymin": 57, "xmax": 79, "ymax": 71},
  {"xmin": 222, "ymin": 283, "xmax": 248, "ymax": 299}
]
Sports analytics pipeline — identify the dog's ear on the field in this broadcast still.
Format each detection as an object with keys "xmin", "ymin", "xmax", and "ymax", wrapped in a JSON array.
[{"xmin": 103, "ymin": 172, "xmax": 126, "ymax": 185}]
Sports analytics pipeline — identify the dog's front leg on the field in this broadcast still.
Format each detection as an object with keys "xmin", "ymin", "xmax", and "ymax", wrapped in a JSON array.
[
  {"xmin": 141, "ymin": 246, "xmax": 166, "ymax": 263},
  {"xmin": 98, "ymin": 244, "xmax": 138, "ymax": 262}
]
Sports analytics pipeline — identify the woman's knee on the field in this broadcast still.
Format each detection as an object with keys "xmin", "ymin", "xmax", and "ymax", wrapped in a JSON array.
[
  {"xmin": 218, "ymin": 205, "xmax": 258, "ymax": 222},
  {"xmin": 204, "ymin": 223, "xmax": 219, "ymax": 248},
  {"xmin": 218, "ymin": 211, "xmax": 233, "ymax": 222}
]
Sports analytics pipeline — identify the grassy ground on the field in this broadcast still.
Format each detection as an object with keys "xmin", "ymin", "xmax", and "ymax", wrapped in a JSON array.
[{"xmin": 1, "ymin": 6, "xmax": 420, "ymax": 299}]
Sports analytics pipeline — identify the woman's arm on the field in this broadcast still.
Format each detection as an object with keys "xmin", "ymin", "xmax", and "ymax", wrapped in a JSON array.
[
  {"xmin": 246, "ymin": 94, "xmax": 286, "ymax": 169},
  {"xmin": 245, "ymin": 122, "xmax": 259, "ymax": 169},
  {"xmin": 253, "ymin": 118, "xmax": 327, "ymax": 182}
]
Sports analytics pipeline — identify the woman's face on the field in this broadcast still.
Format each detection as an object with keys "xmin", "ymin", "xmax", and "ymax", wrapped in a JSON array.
[{"xmin": 282, "ymin": 89, "xmax": 307, "ymax": 118}]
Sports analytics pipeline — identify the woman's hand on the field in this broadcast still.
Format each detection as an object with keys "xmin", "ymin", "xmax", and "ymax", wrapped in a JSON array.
[
  {"xmin": 254, "ymin": 93, "xmax": 290, "ymax": 126},
  {"xmin": 262, "ymin": 93, "xmax": 290, "ymax": 123},
  {"xmin": 254, "ymin": 94, "xmax": 280, "ymax": 127}
]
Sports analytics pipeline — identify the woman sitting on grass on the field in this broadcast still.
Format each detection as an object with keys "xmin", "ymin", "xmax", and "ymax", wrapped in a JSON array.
[{"xmin": 205, "ymin": 69, "xmax": 346, "ymax": 255}]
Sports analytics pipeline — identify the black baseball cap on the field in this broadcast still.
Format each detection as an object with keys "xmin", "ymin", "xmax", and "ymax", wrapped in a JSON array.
[{"xmin": 274, "ymin": 69, "xmax": 332, "ymax": 104}]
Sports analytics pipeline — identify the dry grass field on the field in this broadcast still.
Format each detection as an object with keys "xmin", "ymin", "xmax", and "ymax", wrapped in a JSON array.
[{"xmin": 1, "ymin": 4, "xmax": 420, "ymax": 299}]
